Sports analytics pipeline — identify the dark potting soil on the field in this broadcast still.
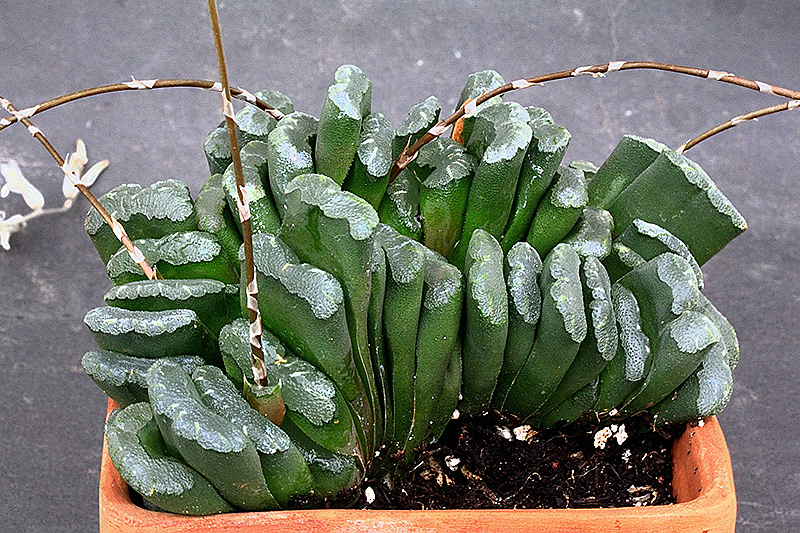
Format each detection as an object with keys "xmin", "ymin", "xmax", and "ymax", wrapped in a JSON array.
[{"xmin": 359, "ymin": 411, "xmax": 685, "ymax": 510}]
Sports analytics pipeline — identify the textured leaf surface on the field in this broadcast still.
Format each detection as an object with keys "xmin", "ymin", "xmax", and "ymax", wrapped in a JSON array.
[
  {"xmin": 315, "ymin": 65, "xmax": 372, "ymax": 184},
  {"xmin": 86, "ymin": 179, "xmax": 197, "ymax": 263},
  {"xmin": 106, "ymin": 231, "xmax": 238, "ymax": 285},
  {"xmin": 147, "ymin": 360, "xmax": 278, "ymax": 511},
  {"xmin": 106, "ymin": 403, "xmax": 233, "ymax": 515},
  {"xmin": 461, "ymin": 230, "xmax": 508, "ymax": 413}
]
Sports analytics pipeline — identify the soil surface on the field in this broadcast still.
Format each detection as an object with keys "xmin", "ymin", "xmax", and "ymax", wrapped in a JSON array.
[{"xmin": 359, "ymin": 411, "xmax": 684, "ymax": 510}]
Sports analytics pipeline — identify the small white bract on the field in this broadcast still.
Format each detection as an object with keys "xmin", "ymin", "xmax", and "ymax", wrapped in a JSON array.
[{"xmin": 364, "ymin": 486, "xmax": 375, "ymax": 504}]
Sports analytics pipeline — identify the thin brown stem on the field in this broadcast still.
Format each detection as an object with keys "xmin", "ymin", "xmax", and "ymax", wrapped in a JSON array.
[
  {"xmin": 676, "ymin": 100, "xmax": 800, "ymax": 154},
  {"xmin": 0, "ymin": 95, "xmax": 158, "ymax": 280},
  {"xmin": 390, "ymin": 60, "xmax": 800, "ymax": 180},
  {"xmin": 0, "ymin": 79, "xmax": 283, "ymax": 133},
  {"xmin": 206, "ymin": 0, "xmax": 268, "ymax": 389}
]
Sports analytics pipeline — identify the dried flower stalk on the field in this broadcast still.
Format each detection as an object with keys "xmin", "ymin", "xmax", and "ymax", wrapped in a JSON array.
[
  {"xmin": 0, "ymin": 95, "xmax": 157, "ymax": 279},
  {"xmin": 206, "ymin": 0, "xmax": 269, "ymax": 390},
  {"xmin": 677, "ymin": 100, "xmax": 800, "ymax": 153}
]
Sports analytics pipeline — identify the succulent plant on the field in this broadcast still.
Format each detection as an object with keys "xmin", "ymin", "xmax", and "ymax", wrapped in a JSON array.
[{"xmin": 71, "ymin": 61, "xmax": 753, "ymax": 514}]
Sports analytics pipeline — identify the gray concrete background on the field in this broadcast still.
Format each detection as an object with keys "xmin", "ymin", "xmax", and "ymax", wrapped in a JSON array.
[{"xmin": 1, "ymin": 1, "xmax": 798, "ymax": 531}]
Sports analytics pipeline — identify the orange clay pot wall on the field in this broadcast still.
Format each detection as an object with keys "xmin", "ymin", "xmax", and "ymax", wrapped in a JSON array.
[{"xmin": 99, "ymin": 400, "xmax": 736, "ymax": 533}]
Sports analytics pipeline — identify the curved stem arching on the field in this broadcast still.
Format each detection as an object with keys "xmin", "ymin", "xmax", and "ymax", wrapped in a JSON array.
[
  {"xmin": 389, "ymin": 61, "xmax": 800, "ymax": 180},
  {"xmin": 677, "ymin": 100, "xmax": 800, "ymax": 153},
  {"xmin": 0, "ymin": 79, "xmax": 283, "ymax": 133}
]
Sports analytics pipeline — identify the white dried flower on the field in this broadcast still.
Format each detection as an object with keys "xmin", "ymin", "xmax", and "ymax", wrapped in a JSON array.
[
  {"xmin": 62, "ymin": 139, "xmax": 108, "ymax": 202},
  {"xmin": 364, "ymin": 486, "xmax": 376, "ymax": 504},
  {"xmin": 1, "ymin": 160, "xmax": 44, "ymax": 210}
]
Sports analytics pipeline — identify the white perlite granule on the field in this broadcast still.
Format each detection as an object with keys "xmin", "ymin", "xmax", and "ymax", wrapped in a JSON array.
[{"xmin": 593, "ymin": 424, "xmax": 629, "ymax": 449}]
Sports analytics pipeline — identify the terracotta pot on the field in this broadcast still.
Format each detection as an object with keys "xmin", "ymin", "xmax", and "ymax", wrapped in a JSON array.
[{"xmin": 99, "ymin": 400, "xmax": 736, "ymax": 532}]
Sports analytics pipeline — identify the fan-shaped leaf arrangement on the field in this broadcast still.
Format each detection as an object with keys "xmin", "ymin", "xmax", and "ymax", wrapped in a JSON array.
[{"xmin": 83, "ymin": 66, "xmax": 743, "ymax": 514}]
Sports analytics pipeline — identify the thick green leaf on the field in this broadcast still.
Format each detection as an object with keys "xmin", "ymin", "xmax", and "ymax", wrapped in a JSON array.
[
  {"xmin": 623, "ymin": 311, "xmax": 719, "ymax": 413},
  {"xmin": 367, "ymin": 242, "xmax": 390, "ymax": 445},
  {"xmin": 595, "ymin": 284, "xmax": 651, "ymax": 412},
  {"xmin": 343, "ymin": 112, "xmax": 395, "ymax": 209},
  {"xmin": 84, "ymin": 307, "xmax": 220, "ymax": 364},
  {"xmin": 85, "ymin": 179, "xmax": 197, "ymax": 263},
  {"xmin": 537, "ymin": 377, "xmax": 600, "ymax": 429},
  {"xmin": 203, "ymin": 126, "xmax": 232, "ymax": 175},
  {"xmin": 606, "ymin": 219, "xmax": 703, "ymax": 287},
  {"xmin": 106, "ymin": 231, "xmax": 238, "ymax": 285},
  {"xmin": 376, "ymin": 224, "xmax": 426, "ymax": 447},
  {"xmin": 504, "ymin": 244, "xmax": 586, "ymax": 420},
  {"xmin": 502, "ymin": 117, "xmax": 571, "ymax": 253},
  {"xmin": 217, "ymin": 320, "xmax": 359, "ymax": 459},
  {"xmin": 392, "ymin": 96, "xmax": 441, "ymax": 160},
  {"xmin": 587, "ymin": 135, "xmax": 667, "ymax": 209},
  {"xmin": 603, "ymin": 241, "xmax": 647, "ymax": 283},
  {"xmin": 608, "ymin": 150, "xmax": 746, "ymax": 264},
  {"xmin": 192, "ymin": 365, "xmax": 314, "ymax": 507},
  {"xmin": 562, "ymin": 207, "xmax": 614, "ymax": 259},
  {"xmin": 235, "ymin": 90, "xmax": 294, "ymax": 144},
  {"xmin": 426, "ymin": 343, "xmax": 462, "ymax": 445},
  {"xmin": 249, "ymin": 233, "xmax": 360, "ymax": 405},
  {"xmin": 279, "ymin": 419, "xmax": 360, "ymax": 498},
  {"xmin": 221, "ymin": 155, "xmax": 281, "ymax": 236},
  {"xmin": 460, "ymin": 229, "xmax": 508, "ymax": 414},
  {"xmin": 104, "ymin": 278, "xmax": 239, "ymax": 336},
  {"xmin": 452, "ymin": 102, "xmax": 532, "ymax": 268},
  {"xmin": 147, "ymin": 360, "xmax": 278, "ymax": 511},
  {"xmin": 492, "ymin": 242, "xmax": 543, "ymax": 410},
  {"xmin": 455, "ymin": 70, "xmax": 506, "ymax": 145},
  {"xmin": 650, "ymin": 341, "xmax": 732, "ymax": 425},
  {"xmin": 267, "ymin": 112, "xmax": 318, "ymax": 217},
  {"xmin": 526, "ymin": 164, "xmax": 588, "ymax": 258},
  {"xmin": 314, "ymin": 65, "xmax": 372, "ymax": 184},
  {"xmin": 195, "ymin": 173, "xmax": 243, "ymax": 268},
  {"xmin": 417, "ymin": 139, "xmax": 477, "ymax": 259},
  {"xmin": 82, "ymin": 351, "xmax": 204, "ymax": 407},
  {"xmin": 105, "ymin": 403, "xmax": 233, "ymax": 515},
  {"xmin": 377, "ymin": 166, "xmax": 422, "ymax": 241},
  {"xmin": 405, "ymin": 251, "xmax": 463, "ymax": 453},
  {"xmin": 616, "ymin": 253, "xmax": 701, "ymax": 342},
  {"xmin": 280, "ymin": 173, "xmax": 380, "ymax": 454},
  {"xmin": 694, "ymin": 293, "xmax": 739, "ymax": 370},
  {"xmin": 534, "ymin": 256, "xmax": 617, "ymax": 419}
]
